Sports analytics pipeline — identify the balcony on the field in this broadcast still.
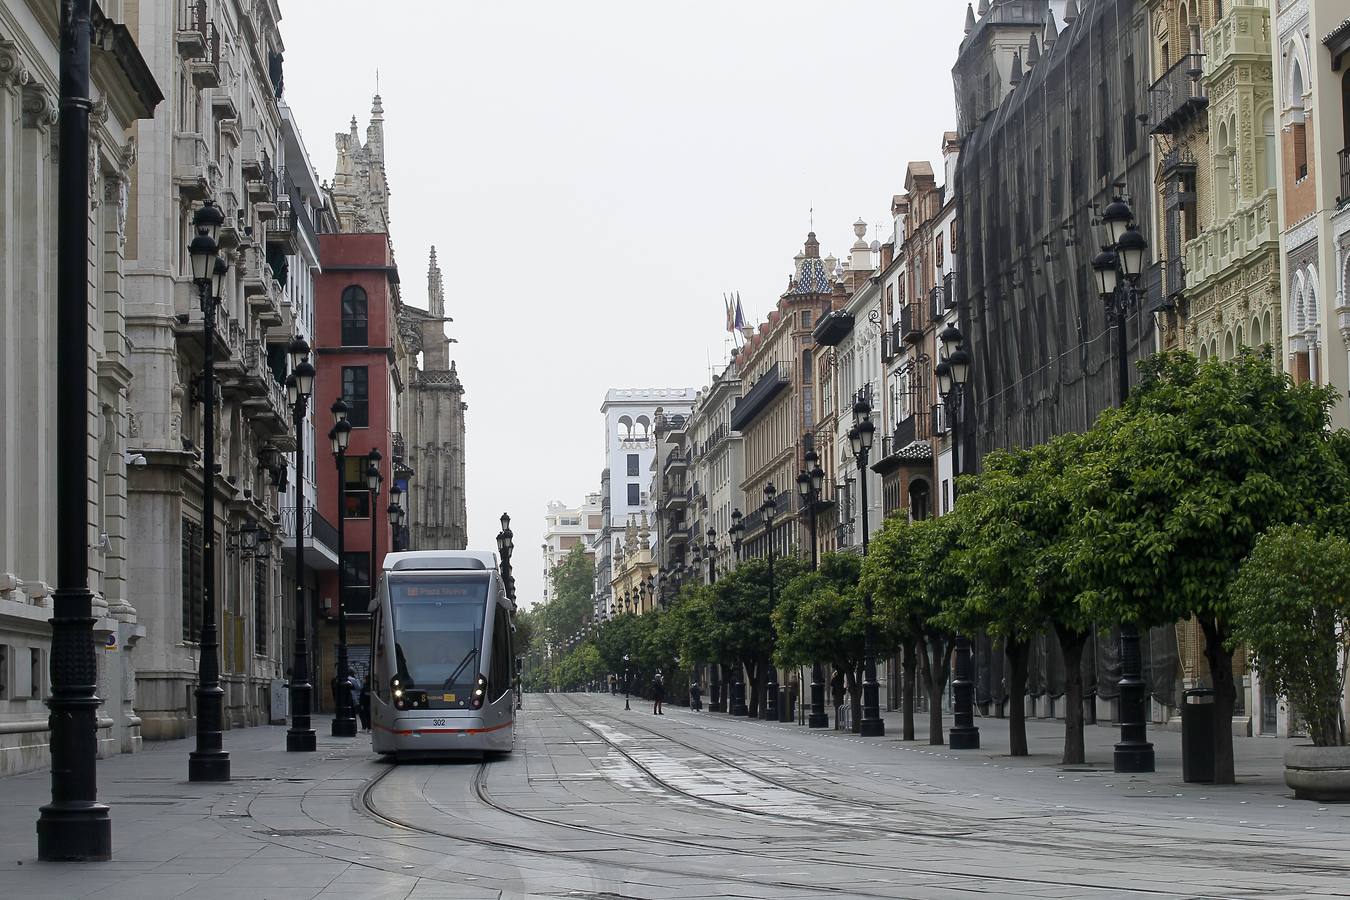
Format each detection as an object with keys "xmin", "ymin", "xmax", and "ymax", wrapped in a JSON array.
[
  {"xmin": 266, "ymin": 173, "xmax": 299, "ymax": 254},
  {"xmin": 901, "ymin": 304, "xmax": 923, "ymax": 344},
  {"xmin": 173, "ymin": 133, "xmax": 211, "ymax": 200},
  {"xmin": 277, "ymin": 506, "xmax": 339, "ymax": 570},
  {"xmin": 730, "ymin": 362, "xmax": 790, "ymax": 431},
  {"xmin": 929, "ymin": 284, "xmax": 947, "ymax": 323},
  {"xmin": 1149, "ymin": 53, "xmax": 1207, "ymax": 136},
  {"xmin": 1157, "ymin": 257, "xmax": 1186, "ymax": 311},
  {"xmin": 665, "ymin": 521, "xmax": 691, "ymax": 546},
  {"xmin": 1339, "ymin": 149, "xmax": 1350, "ymax": 208},
  {"xmin": 210, "ymin": 87, "xmax": 237, "ymax": 122},
  {"xmin": 241, "ymin": 368, "xmax": 290, "ymax": 437},
  {"xmin": 663, "ymin": 487, "xmax": 690, "ymax": 511},
  {"xmin": 812, "ymin": 309, "xmax": 855, "ymax": 347},
  {"xmin": 240, "ymin": 244, "xmax": 268, "ymax": 297},
  {"xmin": 662, "ymin": 450, "xmax": 690, "ymax": 475},
  {"xmin": 1183, "ymin": 189, "xmax": 1278, "ymax": 289},
  {"xmin": 173, "ymin": 283, "xmax": 242, "ymax": 363},
  {"xmin": 241, "ymin": 128, "xmax": 265, "ymax": 180},
  {"xmin": 185, "ymin": 25, "xmax": 220, "ymax": 90}
]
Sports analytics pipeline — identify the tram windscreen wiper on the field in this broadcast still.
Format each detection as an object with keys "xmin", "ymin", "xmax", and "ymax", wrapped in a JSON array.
[{"xmin": 444, "ymin": 647, "xmax": 479, "ymax": 689}]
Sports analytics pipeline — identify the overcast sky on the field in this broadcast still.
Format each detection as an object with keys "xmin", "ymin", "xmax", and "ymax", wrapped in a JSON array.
[{"xmin": 281, "ymin": 1, "xmax": 970, "ymax": 607}]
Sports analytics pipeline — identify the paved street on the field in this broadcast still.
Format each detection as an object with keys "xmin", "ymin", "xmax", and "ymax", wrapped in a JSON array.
[{"xmin": 3, "ymin": 694, "xmax": 1348, "ymax": 900}]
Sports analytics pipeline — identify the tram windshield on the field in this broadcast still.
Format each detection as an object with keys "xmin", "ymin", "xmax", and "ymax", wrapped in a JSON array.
[{"xmin": 388, "ymin": 574, "xmax": 489, "ymax": 695}]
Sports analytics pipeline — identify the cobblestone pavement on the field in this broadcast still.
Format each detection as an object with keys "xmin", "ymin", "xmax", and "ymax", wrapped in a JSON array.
[{"xmin": 2, "ymin": 694, "xmax": 1348, "ymax": 899}]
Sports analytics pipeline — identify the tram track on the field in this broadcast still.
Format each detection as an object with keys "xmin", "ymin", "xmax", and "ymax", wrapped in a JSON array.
[{"xmin": 547, "ymin": 693, "xmax": 1350, "ymax": 884}]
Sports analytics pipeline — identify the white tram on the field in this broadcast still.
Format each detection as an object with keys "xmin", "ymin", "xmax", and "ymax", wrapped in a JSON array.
[{"xmin": 369, "ymin": 550, "xmax": 516, "ymax": 759}]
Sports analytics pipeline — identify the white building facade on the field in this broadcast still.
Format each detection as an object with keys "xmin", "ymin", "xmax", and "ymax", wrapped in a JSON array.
[
  {"xmin": 541, "ymin": 495, "xmax": 603, "ymax": 604},
  {"xmin": 0, "ymin": 0, "xmax": 161, "ymax": 775}
]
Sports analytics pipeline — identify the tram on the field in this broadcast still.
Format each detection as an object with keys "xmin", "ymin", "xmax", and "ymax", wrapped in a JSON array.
[{"xmin": 369, "ymin": 550, "xmax": 516, "ymax": 759}]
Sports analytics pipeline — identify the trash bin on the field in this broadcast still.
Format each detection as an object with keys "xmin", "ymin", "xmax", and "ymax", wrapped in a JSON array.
[
  {"xmin": 778, "ymin": 686, "xmax": 792, "ymax": 722},
  {"xmin": 1181, "ymin": 688, "xmax": 1216, "ymax": 783}
]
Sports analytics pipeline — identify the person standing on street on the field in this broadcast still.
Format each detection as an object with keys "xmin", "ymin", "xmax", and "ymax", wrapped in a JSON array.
[
  {"xmin": 689, "ymin": 678, "xmax": 702, "ymax": 712},
  {"xmin": 652, "ymin": 670, "xmax": 666, "ymax": 715}
]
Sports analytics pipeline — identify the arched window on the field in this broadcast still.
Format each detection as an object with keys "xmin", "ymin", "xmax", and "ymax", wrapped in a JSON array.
[
  {"xmin": 1290, "ymin": 59, "xmax": 1309, "ymax": 181},
  {"xmin": 1252, "ymin": 316, "xmax": 1263, "ymax": 349},
  {"xmin": 1216, "ymin": 120, "xmax": 1235, "ymax": 217},
  {"xmin": 908, "ymin": 479, "xmax": 931, "ymax": 522},
  {"xmin": 341, "ymin": 285, "xmax": 368, "ymax": 346},
  {"xmin": 1224, "ymin": 332, "xmax": 1235, "ymax": 360}
]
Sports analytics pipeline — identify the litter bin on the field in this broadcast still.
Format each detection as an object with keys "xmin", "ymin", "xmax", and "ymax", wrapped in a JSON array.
[
  {"xmin": 778, "ymin": 686, "xmax": 792, "ymax": 722},
  {"xmin": 1181, "ymin": 688, "xmax": 1216, "ymax": 783}
]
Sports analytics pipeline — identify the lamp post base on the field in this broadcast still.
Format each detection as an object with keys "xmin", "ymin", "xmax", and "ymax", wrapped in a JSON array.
[
  {"xmin": 36, "ymin": 804, "xmax": 112, "ymax": 862},
  {"xmin": 331, "ymin": 717, "xmax": 358, "ymax": 738},
  {"xmin": 949, "ymin": 726, "xmax": 980, "ymax": 750},
  {"xmin": 808, "ymin": 713, "xmax": 829, "ymax": 728},
  {"xmin": 286, "ymin": 729, "xmax": 316, "ymax": 752},
  {"xmin": 1114, "ymin": 742, "xmax": 1156, "ymax": 773},
  {"xmin": 859, "ymin": 716, "xmax": 885, "ymax": 737},
  {"xmin": 187, "ymin": 751, "xmax": 231, "ymax": 782}
]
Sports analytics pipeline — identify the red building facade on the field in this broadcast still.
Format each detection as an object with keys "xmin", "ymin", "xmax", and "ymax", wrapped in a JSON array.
[{"xmin": 312, "ymin": 232, "xmax": 402, "ymax": 687}]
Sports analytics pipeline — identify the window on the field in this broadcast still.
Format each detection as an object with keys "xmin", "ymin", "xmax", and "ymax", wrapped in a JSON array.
[
  {"xmin": 802, "ymin": 348, "xmax": 813, "ymax": 383},
  {"xmin": 29, "ymin": 648, "xmax": 42, "ymax": 699},
  {"xmin": 801, "ymin": 309, "xmax": 813, "ymax": 327},
  {"xmin": 1292, "ymin": 121, "xmax": 1308, "ymax": 181},
  {"xmin": 626, "ymin": 453, "xmax": 639, "ymax": 477},
  {"xmin": 343, "ymin": 455, "xmax": 371, "ymax": 518},
  {"xmin": 627, "ymin": 483, "xmax": 640, "ymax": 506},
  {"xmin": 341, "ymin": 285, "xmax": 368, "ymax": 346},
  {"xmin": 0, "ymin": 646, "xmax": 7, "ymax": 699},
  {"xmin": 490, "ymin": 605, "xmax": 513, "ymax": 700},
  {"xmin": 803, "ymin": 385, "xmax": 814, "ymax": 428},
  {"xmin": 935, "ymin": 235, "xmax": 944, "ymax": 270},
  {"xmin": 341, "ymin": 366, "xmax": 369, "ymax": 427},
  {"xmin": 254, "ymin": 559, "xmax": 268, "ymax": 656},
  {"xmin": 342, "ymin": 551, "xmax": 371, "ymax": 616},
  {"xmin": 182, "ymin": 518, "xmax": 203, "ymax": 642}
]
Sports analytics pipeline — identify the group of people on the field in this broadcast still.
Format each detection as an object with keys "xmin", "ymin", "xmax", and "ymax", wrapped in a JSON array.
[{"xmin": 608, "ymin": 668, "xmax": 704, "ymax": 716}]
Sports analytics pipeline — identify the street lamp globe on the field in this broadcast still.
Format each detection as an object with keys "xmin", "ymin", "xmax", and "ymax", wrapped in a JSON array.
[
  {"xmin": 797, "ymin": 470, "xmax": 811, "ymax": 498},
  {"xmin": 286, "ymin": 335, "xmax": 310, "ymax": 371},
  {"xmin": 857, "ymin": 417, "xmax": 875, "ymax": 452},
  {"xmin": 293, "ymin": 360, "xmax": 315, "ymax": 399},
  {"xmin": 810, "ymin": 462, "xmax": 824, "ymax": 493},
  {"xmin": 848, "ymin": 425, "xmax": 862, "ymax": 459},
  {"xmin": 285, "ymin": 373, "xmax": 299, "ymax": 407},
  {"xmin": 193, "ymin": 198, "xmax": 225, "ymax": 243},
  {"xmin": 331, "ymin": 397, "xmax": 350, "ymax": 425},
  {"xmin": 1092, "ymin": 248, "xmax": 1120, "ymax": 299},
  {"xmin": 1116, "ymin": 224, "xmax": 1148, "ymax": 285},
  {"xmin": 939, "ymin": 323, "xmax": 963, "ymax": 359},
  {"xmin": 1101, "ymin": 195, "xmax": 1133, "ymax": 246},
  {"xmin": 936, "ymin": 358, "xmax": 953, "ymax": 396},
  {"xmin": 331, "ymin": 418, "xmax": 351, "ymax": 453},
  {"xmin": 188, "ymin": 232, "xmax": 217, "ymax": 284},
  {"xmin": 949, "ymin": 348, "xmax": 971, "ymax": 387},
  {"xmin": 211, "ymin": 254, "xmax": 229, "ymax": 299}
]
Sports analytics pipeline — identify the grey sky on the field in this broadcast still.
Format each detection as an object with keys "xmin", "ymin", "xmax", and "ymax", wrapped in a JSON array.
[{"xmin": 281, "ymin": 1, "xmax": 969, "ymax": 607}]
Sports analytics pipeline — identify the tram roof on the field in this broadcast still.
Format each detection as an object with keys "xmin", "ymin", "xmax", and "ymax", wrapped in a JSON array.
[{"xmin": 383, "ymin": 549, "xmax": 500, "ymax": 572}]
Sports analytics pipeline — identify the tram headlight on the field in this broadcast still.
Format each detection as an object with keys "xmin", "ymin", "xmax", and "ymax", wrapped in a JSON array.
[
  {"xmin": 470, "ymin": 674, "xmax": 488, "ymax": 710},
  {"xmin": 393, "ymin": 689, "xmax": 403, "ymax": 698}
]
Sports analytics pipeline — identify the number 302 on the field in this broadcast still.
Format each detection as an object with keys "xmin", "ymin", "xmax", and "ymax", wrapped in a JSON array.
[{"xmin": 431, "ymin": 718, "xmax": 446, "ymax": 727}]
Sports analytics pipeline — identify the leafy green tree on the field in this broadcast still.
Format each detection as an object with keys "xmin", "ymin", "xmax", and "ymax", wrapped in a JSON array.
[
  {"xmin": 951, "ymin": 433, "xmax": 1094, "ymax": 762},
  {"xmin": 774, "ymin": 553, "xmax": 869, "ymax": 730},
  {"xmin": 708, "ymin": 555, "xmax": 805, "ymax": 716},
  {"xmin": 1231, "ymin": 524, "xmax": 1350, "ymax": 747},
  {"xmin": 1067, "ymin": 350, "xmax": 1349, "ymax": 783},
  {"xmin": 864, "ymin": 515, "xmax": 964, "ymax": 745}
]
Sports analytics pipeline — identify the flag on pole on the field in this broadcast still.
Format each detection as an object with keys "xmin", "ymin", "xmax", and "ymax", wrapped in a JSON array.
[
  {"xmin": 724, "ymin": 293, "xmax": 734, "ymax": 333},
  {"xmin": 733, "ymin": 293, "xmax": 746, "ymax": 331}
]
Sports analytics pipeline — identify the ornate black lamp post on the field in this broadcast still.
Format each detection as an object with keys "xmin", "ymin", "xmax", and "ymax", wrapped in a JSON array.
[
  {"xmin": 727, "ymin": 509, "xmax": 747, "ymax": 715},
  {"xmin": 1092, "ymin": 195, "xmax": 1155, "ymax": 774},
  {"xmin": 937, "ymin": 326, "xmax": 979, "ymax": 750},
  {"xmin": 848, "ymin": 398, "xmax": 885, "ymax": 737},
  {"xmin": 623, "ymin": 653, "xmax": 632, "ymax": 711},
  {"xmin": 328, "ymin": 400, "xmax": 356, "ymax": 738},
  {"xmin": 38, "ymin": 0, "xmax": 115, "ymax": 857},
  {"xmin": 704, "ymin": 526, "xmax": 722, "ymax": 711},
  {"xmin": 285, "ymin": 338, "xmax": 316, "ymax": 752},
  {"xmin": 762, "ymin": 483, "xmax": 780, "ymax": 721},
  {"xmin": 705, "ymin": 528, "xmax": 718, "ymax": 583},
  {"xmin": 183, "ymin": 202, "xmax": 232, "ymax": 782},
  {"xmin": 387, "ymin": 485, "xmax": 405, "ymax": 552},
  {"xmin": 798, "ymin": 449, "xmax": 829, "ymax": 729},
  {"xmin": 367, "ymin": 448, "xmax": 383, "ymax": 606}
]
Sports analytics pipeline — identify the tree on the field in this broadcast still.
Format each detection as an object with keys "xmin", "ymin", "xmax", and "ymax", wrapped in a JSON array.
[
  {"xmin": 707, "ymin": 555, "xmax": 805, "ymax": 716},
  {"xmin": 541, "ymin": 544, "xmax": 594, "ymax": 649},
  {"xmin": 1067, "ymin": 350, "xmax": 1349, "ymax": 783},
  {"xmin": 1231, "ymin": 524, "xmax": 1350, "ymax": 747},
  {"xmin": 951, "ymin": 433, "xmax": 1094, "ymax": 762},
  {"xmin": 864, "ymin": 515, "xmax": 964, "ymax": 745},
  {"xmin": 774, "ymin": 553, "xmax": 869, "ymax": 730}
]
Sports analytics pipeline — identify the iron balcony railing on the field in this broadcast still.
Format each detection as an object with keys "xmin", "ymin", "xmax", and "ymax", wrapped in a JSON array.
[
  {"xmin": 901, "ymin": 304, "xmax": 923, "ymax": 344},
  {"xmin": 1339, "ymin": 149, "xmax": 1350, "ymax": 207},
  {"xmin": 278, "ymin": 506, "xmax": 340, "ymax": 556},
  {"xmin": 1149, "ymin": 52, "xmax": 1207, "ymax": 135}
]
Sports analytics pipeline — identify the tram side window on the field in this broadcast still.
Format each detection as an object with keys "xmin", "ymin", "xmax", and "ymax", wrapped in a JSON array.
[{"xmin": 491, "ymin": 606, "xmax": 511, "ymax": 701}]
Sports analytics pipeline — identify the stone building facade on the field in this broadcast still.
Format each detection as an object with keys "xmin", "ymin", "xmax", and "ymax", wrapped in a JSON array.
[
  {"xmin": 0, "ymin": 0, "xmax": 160, "ymax": 774},
  {"xmin": 400, "ymin": 248, "xmax": 468, "ymax": 553},
  {"xmin": 685, "ymin": 361, "xmax": 744, "ymax": 584},
  {"xmin": 124, "ymin": 0, "xmax": 308, "ymax": 740}
]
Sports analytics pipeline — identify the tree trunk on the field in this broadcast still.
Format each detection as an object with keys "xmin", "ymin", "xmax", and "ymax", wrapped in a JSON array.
[
  {"xmin": 1198, "ymin": 616, "xmax": 1236, "ymax": 785},
  {"xmin": 1006, "ymin": 638, "xmax": 1029, "ymax": 757},
  {"xmin": 744, "ymin": 659, "xmax": 760, "ymax": 717},
  {"xmin": 1055, "ymin": 624, "xmax": 1089, "ymax": 766},
  {"xmin": 846, "ymin": 665, "xmax": 862, "ymax": 734},
  {"xmin": 921, "ymin": 635, "xmax": 953, "ymax": 745},
  {"xmin": 902, "ymin": 638, "xmax": 918, "ymax": 741}
]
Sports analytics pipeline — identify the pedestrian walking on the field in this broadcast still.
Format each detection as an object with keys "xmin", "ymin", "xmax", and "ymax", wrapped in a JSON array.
[
  {"xmin": 652, "ymin": 670, "xmax": 666, "ymax": 715},
  {"xmin": 358, "ymin": 678, "xmax": 372, "ymax": 732},
  {"xmin": 689, "ymin": 679, "xmax": 702, "ymax": 712}
]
